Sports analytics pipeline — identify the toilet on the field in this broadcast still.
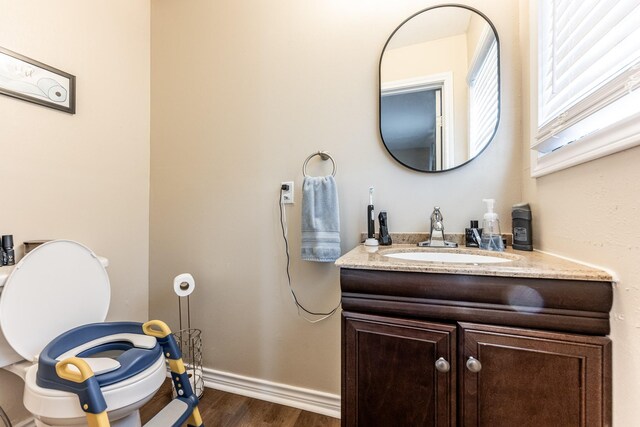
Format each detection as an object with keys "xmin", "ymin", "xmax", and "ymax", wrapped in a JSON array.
[{"xmin": 0, "ymin": 240, "xmax": 167, "ymax": 427}]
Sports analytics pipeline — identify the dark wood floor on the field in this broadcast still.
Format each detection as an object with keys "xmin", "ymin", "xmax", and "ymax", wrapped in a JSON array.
[{"xmin": 140, "ymin": 380, "xmax": 341, "ymax": 427}]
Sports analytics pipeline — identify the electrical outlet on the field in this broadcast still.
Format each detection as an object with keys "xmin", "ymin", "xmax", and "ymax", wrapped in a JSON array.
[{"xmin": 281, "ymin": 181, "xmax": 294, "ymax": 204}]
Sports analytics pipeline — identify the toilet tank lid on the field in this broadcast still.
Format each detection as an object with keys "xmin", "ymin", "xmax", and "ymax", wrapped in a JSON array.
[{"xmin": 0, "ymin": 240, "xmax": 110, "ymax": 362}]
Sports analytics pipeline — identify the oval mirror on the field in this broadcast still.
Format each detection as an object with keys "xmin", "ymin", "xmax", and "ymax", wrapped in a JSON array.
[{"xmin": 379, "ymin": 5, "xmax": 500, "ymax": 172}]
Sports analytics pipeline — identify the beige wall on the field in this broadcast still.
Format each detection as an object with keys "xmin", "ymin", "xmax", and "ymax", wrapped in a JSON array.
[
  {"xmin": 150, "ymin": 0, "xmax": 521, "ymax": 397},
  {"xmin": 0, "ymin": 0, "xmax": 150, "ymax": 423},
  {"xmin": 519, "ymin": 1, "xmax": 640, "ymax": 424}
]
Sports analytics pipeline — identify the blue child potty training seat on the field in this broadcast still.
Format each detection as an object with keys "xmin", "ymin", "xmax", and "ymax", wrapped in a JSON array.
[
  {"xmin": 37, "ymin": 320, "xmax": 202, "ymax": 427},
  {"xmin": 37, "ymin": 322, "xmax": 164, "ymax": 390}
]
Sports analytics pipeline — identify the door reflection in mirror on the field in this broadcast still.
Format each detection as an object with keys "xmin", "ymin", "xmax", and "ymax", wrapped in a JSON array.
[
  {"xmin": 381, "ymin": 86, "xmax": 443, "ymax": 171},
  {"xmin": 380, "ymin": 5, "xmax": 500, "ymax": 172}
]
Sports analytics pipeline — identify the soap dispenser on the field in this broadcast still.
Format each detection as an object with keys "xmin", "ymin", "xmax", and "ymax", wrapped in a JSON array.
[{"xmin": 480, "ymin": 199, "xmax": 504, "ymax": 252}]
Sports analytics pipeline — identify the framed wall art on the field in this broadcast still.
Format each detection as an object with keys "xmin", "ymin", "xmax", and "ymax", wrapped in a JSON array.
[{"xmin": 0, "ymin": 46, "xmax": 75, "ymax": 114}]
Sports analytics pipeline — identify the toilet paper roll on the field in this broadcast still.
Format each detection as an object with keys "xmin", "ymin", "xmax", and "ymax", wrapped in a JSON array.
[
  {"xmin": 173, "ymin": 273, "xmax": 195, "ymax": 297},
  {"xmin": 37, "ymin": 77, "xmax": 67, "ymax": 102}
]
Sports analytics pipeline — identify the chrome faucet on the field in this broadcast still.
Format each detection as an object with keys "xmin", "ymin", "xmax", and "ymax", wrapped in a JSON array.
[{"xmin": 418, "ymin": 207, "xmax": 458, "ymax": 248}]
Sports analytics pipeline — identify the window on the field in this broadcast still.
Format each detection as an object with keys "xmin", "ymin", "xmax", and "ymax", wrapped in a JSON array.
[
  {"xmin": 530, "ymin": 0, "xmax": 640, "ymax": 177},
  {"xmin": 468, "ymin": 28, "xmax": 499, "ymax": 157}
]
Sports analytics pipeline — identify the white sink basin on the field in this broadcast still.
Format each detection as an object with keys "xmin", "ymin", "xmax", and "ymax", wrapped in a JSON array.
[{"xmin": 383, "ymin": 251, "xmax": 512, "ymax": 264}]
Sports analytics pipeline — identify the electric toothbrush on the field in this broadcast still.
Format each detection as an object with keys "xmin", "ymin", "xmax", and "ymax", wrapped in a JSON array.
[{"xmin": 365, "ymin": 187, "xmax": 379, "ymax": 247}]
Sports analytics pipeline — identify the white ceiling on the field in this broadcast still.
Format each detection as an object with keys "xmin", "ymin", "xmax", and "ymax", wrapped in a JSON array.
[{"xmin": 387, "ymin": 8, "xmax": 473, "ymax": 49}]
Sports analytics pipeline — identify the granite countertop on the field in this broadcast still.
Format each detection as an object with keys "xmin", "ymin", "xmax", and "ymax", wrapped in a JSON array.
[{"xmin": 335, "ymin": 243, "xmax": 612, "ymax": 282}]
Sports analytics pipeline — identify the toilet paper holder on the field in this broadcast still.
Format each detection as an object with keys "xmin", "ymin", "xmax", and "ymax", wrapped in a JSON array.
[{"xmin": 173, "ymin": 273, "xmax": 204, "ymax": 398}]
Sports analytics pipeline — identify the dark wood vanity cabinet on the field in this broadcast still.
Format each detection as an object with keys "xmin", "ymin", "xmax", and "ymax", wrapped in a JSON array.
[
  {"xmin": 340, "ymin": 269, "xmax": 613, "ymax": 427},
  {"xmin": 459, "ymin": 322, "xmax": 611, "ymax": 427},
  {"xmin": 342, "ymin": 313, "xmax": 456, "ymax": 427}
]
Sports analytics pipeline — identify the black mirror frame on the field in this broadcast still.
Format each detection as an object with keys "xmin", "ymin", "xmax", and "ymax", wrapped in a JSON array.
[{"xmin": 379, "ymin": 4, "xmax": 501, "ymax": 173}]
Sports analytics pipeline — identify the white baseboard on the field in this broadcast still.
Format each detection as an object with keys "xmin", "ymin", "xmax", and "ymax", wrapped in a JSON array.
[{"xmin": 201, "ymin": 367, "xmax": 341, "ymax": 419}]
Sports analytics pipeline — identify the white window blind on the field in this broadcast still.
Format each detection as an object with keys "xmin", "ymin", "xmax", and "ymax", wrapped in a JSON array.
[
  {"xmin": 468, "ymin": 30, "xmax": 499, "ymax": 157},
  {"xmin": 534, "ymin": 0, "xmax": 640, "ymax": 155}
]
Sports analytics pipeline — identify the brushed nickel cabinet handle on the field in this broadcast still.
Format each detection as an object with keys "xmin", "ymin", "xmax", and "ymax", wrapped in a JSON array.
[
  {"xmin": 435, "ymin": 357, "xmax": 450, "ymax": 373},
  {"xmin": 466, "ymin": 356, "xmax": 482, "ymax": 373}
]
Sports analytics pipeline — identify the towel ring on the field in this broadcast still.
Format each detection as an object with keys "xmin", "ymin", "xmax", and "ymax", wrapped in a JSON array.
[{"xmin": 303, "ymin": 151, "xmax": 337, "ymax": 177}]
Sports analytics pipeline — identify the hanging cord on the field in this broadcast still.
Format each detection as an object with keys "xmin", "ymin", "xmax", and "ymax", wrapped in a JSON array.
[
  {"xmin": 0, "ymin": 405, "xmax": 12, "ymax": 427},
  {"xmin": 279, "ymin": 186, "xmax": 341, "ymax": 322}
]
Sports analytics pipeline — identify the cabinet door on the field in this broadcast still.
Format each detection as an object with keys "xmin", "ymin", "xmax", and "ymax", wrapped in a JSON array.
[
  {"xmin": 342, "ymin": 312, "xmax": 456, "ymax": 427},
  {"xmin": 460, "ymin": 322, "xmax": 611, "ymax": 427}
]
